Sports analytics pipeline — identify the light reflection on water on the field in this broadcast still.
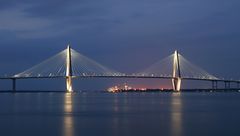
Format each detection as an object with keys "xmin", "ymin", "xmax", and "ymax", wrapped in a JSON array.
[
  {"xmin": 63, "ymin": 93, "xmax": 74, "ymax": 136},
  {"xmin": 170, "ymin": 93, "xmax": 182, "ymax": 136},
  {"xmin": 0, "ymin": 92, "xmax": 240, "ymax": 136}
]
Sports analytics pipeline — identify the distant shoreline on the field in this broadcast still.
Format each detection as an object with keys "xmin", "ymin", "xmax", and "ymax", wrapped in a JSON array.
[{"xmin": 0, "ymin": 89, "xmax": 239, "ymax": 93}]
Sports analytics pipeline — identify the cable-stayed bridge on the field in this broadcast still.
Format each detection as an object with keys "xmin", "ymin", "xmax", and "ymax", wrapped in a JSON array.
[{"xmin": 0, "ymin": 45, "xmax": 239, "ymax": 92}]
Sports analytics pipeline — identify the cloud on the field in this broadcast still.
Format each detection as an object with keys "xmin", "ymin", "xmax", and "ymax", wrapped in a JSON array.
[
  {"xmin": 0, "ymin": 0, "xmax": 240, "ymax": 81},
  {"xmin": 0, "ymin": 5, "xmax": 57, "ymax": 38},
  {"xmin": 1, "ymin": 0, "xmax": 239, "ymax": 40}
]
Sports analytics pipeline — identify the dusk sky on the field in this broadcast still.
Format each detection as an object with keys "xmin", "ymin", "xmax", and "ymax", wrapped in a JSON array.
[{"xmin": 0, "ymin": 0, "xmax": 240, "ymax": 90}]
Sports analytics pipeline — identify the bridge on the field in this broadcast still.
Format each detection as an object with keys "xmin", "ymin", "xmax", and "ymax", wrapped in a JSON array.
[{"xmin": 0, "ymin": 45, "xmax": 239, "ymax": 92}]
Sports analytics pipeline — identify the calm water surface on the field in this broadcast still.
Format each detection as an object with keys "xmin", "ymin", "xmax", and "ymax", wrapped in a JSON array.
[{"xmin": 0, "ymin": 92, "xmax": 240, "ymax": 136}]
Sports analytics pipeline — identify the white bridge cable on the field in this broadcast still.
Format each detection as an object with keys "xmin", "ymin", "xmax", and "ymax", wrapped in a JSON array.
[
  {"xmin": 14, "ymin": 47, "xmax": 218, "ymax": 80},
  {"xmin": 71, "ymin": 49, "xmax": 123, "ymax": 76},
  {"xmin": 178, "ymin": 54, "xmax": 218, "ymax": 80},
  {"xmin": 14, "ymin": 48, "xmax": 124, "ymax": 78},
  {"xmin": 137, "ymin": 54, "xmax": 174, "ymax": 77},
  {"xmin": 138, "ymin": 52, "xmax": 218, "ymax": 80},
  {"xmin": 14, "ymin": 50, "xmax": 67, "ymax": 77}
]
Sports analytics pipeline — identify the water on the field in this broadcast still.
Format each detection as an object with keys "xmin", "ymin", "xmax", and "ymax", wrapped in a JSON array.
[{"xmin": 0, "ymin": 92, "xmax": 240, "ymax": 136}]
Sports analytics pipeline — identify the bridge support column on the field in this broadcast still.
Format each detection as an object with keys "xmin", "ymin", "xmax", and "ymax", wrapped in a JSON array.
[
  {"xmin": 66, "ymin": 45, "xmax": 73, "ymax": 93},
  {"xmin": 66, "ymin": 77, "xmax": 72, "ymax": 93},
  {"xmin": 224, "ymin": 81, "xmax": 231, "ymax": 89},
  {"xmin": 237, "ymin": 82, "xmax": 240, "ymax": 89},
  {"xmin": 172, "ymin": 50, "xmax": 182, "ymax": 91},
  {"xmin": 12, "ymin": 78, "xmax": 16, "ymax": 92},
  {"xmin": 212, "ymin": 81, "xmax": 218, "ymax": 90},
  {"xmin": 172, "ymin": 77, "xmax": 181, "ymax": 91}
]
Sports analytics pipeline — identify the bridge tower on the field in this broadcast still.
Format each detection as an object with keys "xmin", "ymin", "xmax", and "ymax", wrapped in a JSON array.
[
  {"xmin": 66, "ymin": 45, "xmax": 73, "ymax": 93},
  {"xmin": 172, "ymin": 50, "xmax": 182, "ymax": 91}
]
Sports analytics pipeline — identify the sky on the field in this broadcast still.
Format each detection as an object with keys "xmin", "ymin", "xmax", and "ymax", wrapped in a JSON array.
[{"xmin": 0, "ymin": 0, "xmax": 240, "ymax": 91}]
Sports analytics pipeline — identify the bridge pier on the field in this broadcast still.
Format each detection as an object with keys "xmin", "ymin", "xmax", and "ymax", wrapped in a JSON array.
[
  {"xmin": 212, "ymin": 81, "xmax": 218, "ymax": 90},
  {"xmin": 66, "ymin": 76, "xmax": 72, "ymax": 92},
  {"xmin": 12, "ymin": 78, "xmax": 16, "ymax": 92},
  {"xmin": 172, "ymin": 77, "xmax": 181, "ymax": 91},
  {"xmin": 237, "ymin": 82, "xmax": 240, "ymax": 89},
  {"xmin": 224, "ymin": 81, "xmax": 231, "ymax": 89},
  {"xmin": 172, "ymin": 50, "xmax": 182, "ymax": 91}
]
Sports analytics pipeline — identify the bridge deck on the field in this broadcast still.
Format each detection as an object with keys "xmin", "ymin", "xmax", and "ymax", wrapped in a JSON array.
[{"xmin": 0, "ymin": 75, "xmax": 239, "ymax": 83}]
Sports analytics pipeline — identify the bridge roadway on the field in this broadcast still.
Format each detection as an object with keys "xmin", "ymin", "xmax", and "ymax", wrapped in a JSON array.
[
  {"xmin": 0, "ymin": 75, "xmax": 239, "ymax": 91},
  {"xmin": 0, "ymin": 75, "xmax": 239, "ymax": 83}
]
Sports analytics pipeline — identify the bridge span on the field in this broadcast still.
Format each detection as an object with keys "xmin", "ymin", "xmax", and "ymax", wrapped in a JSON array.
[{"xmin": 0, "ymin": 45, "xmax": 239, "ymax": 92}]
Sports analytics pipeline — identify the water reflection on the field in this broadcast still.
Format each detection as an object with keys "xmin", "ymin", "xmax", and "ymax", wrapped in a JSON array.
[
  {"xmin": 170, "ymin": 93, "xmax": 183, "ymax": 136},
  {"xmin": 112, "ymin": 94, "xmax": 120, "ymax": 136},
  {"xmin": 63, "ymin": 93, "xmax": 74, "ymax": 136},
  {"xmin": 113, "ymin": 94, "xmax": 119, "ymax": 112}
]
